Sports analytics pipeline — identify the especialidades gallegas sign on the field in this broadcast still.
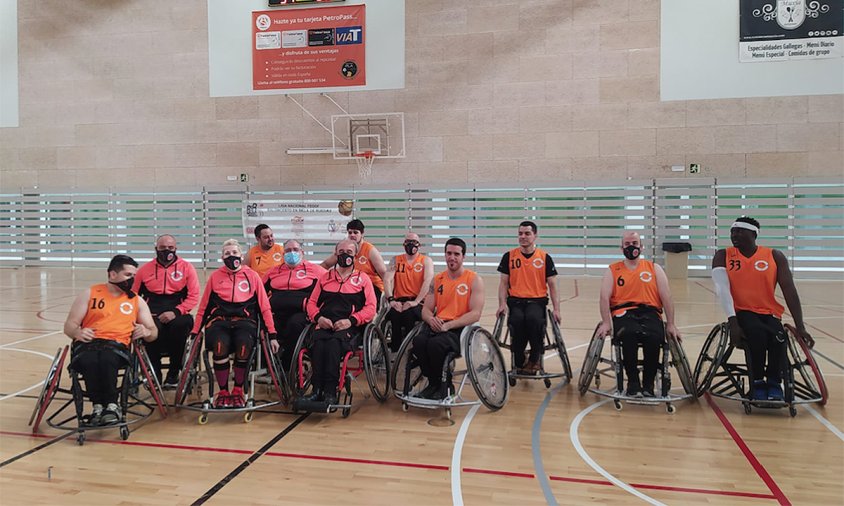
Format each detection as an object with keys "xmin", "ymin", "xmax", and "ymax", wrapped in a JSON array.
[{"xmin": 739, "ymin": 0, "xmax": 843, "ymax": 62}]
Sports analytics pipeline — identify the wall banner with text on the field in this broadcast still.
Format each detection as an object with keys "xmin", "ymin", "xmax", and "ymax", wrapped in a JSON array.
[
  {"xmin": 252, "ymin": 5, "xmax": 366, "ymax": 90},
  {"xmin": 739, "ymin": 0, "xmax": 843, "ymax": 62},
  {"xmin": 242, "ymin": 199, "xmax": 354, "ymax": 242}
]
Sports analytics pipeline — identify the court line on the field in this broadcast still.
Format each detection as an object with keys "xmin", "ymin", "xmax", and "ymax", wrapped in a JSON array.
[
  {"xmin": 0, "ymin": 347, "xmax": 55, "ymax": 402},
  {"xmin": 812, "ymin": 348, "xmax": 844, "ymax": 371},
  {"xmin": 0, "ymin": 430, "xmax": 778, "ymax": 499},
  {"xmin": 192, "ymin": 413, "xmax": 309, "ymax": 505},
  {"xmin": 0, "ymin": 330, "xmax": 61, "ymax": 349},
  {"xmin": 803, "ymin": 405, "xmax": 844, "ymax": 443},
  {"xmin": 0, "ymin": 431, "xmax": 76, "ymax": 469},
  {"xmin": 531, "ymin": 383, "xmax": 563, "ymax": 505},
  {"xmin": 570, "ymin": 399, "xmax": 667, "ymax": 506},
  {"xmin": 704, "ymin": 393, "xmax": 790, "ymax": 506},
  {"xmin": 451, "ymin": 403, "xmax": 480, "ymax": 506}
]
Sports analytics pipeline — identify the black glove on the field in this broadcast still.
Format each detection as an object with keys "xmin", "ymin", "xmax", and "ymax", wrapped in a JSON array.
[{"xmin": 268, "ymin": 333, "xmax": 278, "ymax": 341}]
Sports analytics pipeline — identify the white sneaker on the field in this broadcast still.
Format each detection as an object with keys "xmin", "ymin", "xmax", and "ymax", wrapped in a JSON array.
[
  {"xmin": 100, "ymin": 403, "xmax": 121, "ymax": 425},
  {"xmin": 88, "ymin": 403, "xmax": 104, "ymax": 425}
]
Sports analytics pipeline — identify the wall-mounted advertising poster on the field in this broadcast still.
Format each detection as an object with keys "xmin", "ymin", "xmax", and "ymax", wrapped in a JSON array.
[{"xmin": 739, "ymin": 0, "xmax": 843, "ymax": 61}]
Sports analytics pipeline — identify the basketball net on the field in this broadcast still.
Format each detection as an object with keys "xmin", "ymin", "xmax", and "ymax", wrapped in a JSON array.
[{"xmin": 355, "ymin": 151, "xmax": 375, "ymax": 179}]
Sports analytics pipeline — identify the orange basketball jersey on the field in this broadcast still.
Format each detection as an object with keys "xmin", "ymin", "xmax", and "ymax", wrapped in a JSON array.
[
  {"xmin": 726, "ymin": 246, "xmax": 784, "ymax": 318},
  {"xmin": 608, "ymin": 260, "xmax": 663, "ymax": 316},
  {"xmin": 356, "ymin": 241, "xmax": 384, "ymax": 291},
  {"xmin": 393, "ymin": 253, "xmax": 427, "ymax": 299},
  {"xmin": 247, "ymin": 244, "xmax": 284, "ymax": 279},
  {"xmin": 507, "ymin": 248, "xmax": 550, "ymax": 299},
  {"xmin": 81, "ymin": 284, "xmax": 138, "ymax": 346},
  {"xmin": 434, "ymin": 269, "xmax": 476, "ymax": 321}
]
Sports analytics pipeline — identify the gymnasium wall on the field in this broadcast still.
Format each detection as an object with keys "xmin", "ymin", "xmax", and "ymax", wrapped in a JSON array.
[{"xmin": 0, "ymin": 0, "xmax": 842, "ymax": 191}]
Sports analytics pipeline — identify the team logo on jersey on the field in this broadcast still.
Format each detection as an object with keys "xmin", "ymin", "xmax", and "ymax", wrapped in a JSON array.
[
  {"xmin": 755, "ymin": 260, "xmax": 770, "ymax": 271},
  {"xmin": 238, "ymin": 280, "xmax": 250, "ymax": 293},
  {"xmin": 413, "ymin": 262, "xmax": 424, "ymax": 273},
  {"xmin": 456, "ymin": 283, "xmax": 469, "ymax": 296},
  {"xmin": 358, "ymin": 255, "xmax": 367, "ymax": 265},
  {"xmin": 532, "ymin": 257, "xmax": 544, "ymax": 269},
  {"xmin": 295, "ymin": 269, "xmax": 308, "ymax": 280},
  {"xmin": 273, "ymin": 252, "xmax": 283, "ymax": 262},
  {"xmin": 639, "ymin": 271, "xmax": 653, "ymax": 283},
  {"xmin": 119, "ymin": 302, "xmax": 133, "ymax": 315},
  {"xmin": 350, "ymin": 274, "xmax": 362, "ymax": 286},
  {"xmin": 170, "ymin": 270, "xmax": 184, "ymax": 282}
]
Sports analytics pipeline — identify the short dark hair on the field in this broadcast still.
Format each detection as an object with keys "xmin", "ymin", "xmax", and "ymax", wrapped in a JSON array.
[
  {"xmin": 519, "ymin": 220, "xmax": 537, "ymax": 233},
  {"xmin": 346, "ymin": 219, "xmax": 365, "ymax": 232},
  {"xmin": 254, "ymin": 224, "xmax": 270, "ymax": 239},
  {"xmin": 735, "ymin": 216, "xmax": 760, "ymax": 230},
  {"xmin": 108, "ymin": 254, "xmax": 138, "ymax": 273},
  {"xmin": 444, "ymin": 237, "xmax": 466, "ymax": 256}
]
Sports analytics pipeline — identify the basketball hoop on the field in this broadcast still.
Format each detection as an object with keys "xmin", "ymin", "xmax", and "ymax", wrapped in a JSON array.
[{"xmin": 354, "ymin": 151, "xmax": 376, "ymax": 179}]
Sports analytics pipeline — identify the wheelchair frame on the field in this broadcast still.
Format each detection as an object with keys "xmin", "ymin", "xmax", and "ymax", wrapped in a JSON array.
[
  {"xmin": 493, "ymin": 309, "xmax": 573, "ymax": 389},
  {"xmin": 577, "ymin": 323, "xmax": 695, "ymax": 414},
  {"xmin": 693, "ymin": 322, "xmax": 828, "ymax": 417},
  {"xmin": 391, "ymin": 322, "xmax": 510, "ymax": 422},
  {"xmin": 29, "ymin": 341, "xmax": 168, "ymax": 445}
]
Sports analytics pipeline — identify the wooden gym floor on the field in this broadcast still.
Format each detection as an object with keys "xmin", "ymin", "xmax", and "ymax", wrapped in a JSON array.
[{"xmin": 0, "ymin": 267, "xmax": 841, "ymax": 505}]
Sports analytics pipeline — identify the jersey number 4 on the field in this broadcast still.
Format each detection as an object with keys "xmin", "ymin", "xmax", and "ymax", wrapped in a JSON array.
[{"xmin": 436, "ymin": 284, "xmax": 444, "ymax": 295}]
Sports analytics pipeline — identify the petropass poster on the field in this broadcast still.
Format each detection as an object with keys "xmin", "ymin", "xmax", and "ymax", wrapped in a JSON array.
[
  {"xmin": 739, "ymin": 0, "xmax": 843, "ymax": 62},
  {"xmin": 252, "ymin": 5, "xmax": 366, "ymax": 90}
]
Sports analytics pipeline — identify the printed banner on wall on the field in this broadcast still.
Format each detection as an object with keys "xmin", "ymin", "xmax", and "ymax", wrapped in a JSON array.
[
  {"xmin": 252, "ymin": 5, "xmax": 366, "ymax": 90},
  {"xmin": 739, "ymin": 0, "xmax": 843, "ymax": 62},
  {"xmin": 242, "ymin": 199, "xmax": 354, "ymax": 242}
]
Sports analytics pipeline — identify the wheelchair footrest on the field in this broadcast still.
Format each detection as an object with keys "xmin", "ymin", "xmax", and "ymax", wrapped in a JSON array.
[{"xmin": 293, "ymin": 398, "xmax": 350, "ymax": 413}]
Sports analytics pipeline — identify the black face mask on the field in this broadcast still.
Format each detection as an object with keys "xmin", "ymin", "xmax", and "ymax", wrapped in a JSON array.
[
  {"xmin": 337, "ymin": 252, "xmax": 355, "ymax": 268},
  {"xmin": 403, "ymin": 242, "xmax": 419, "ymax": 256},
  {"xmin": 156, "ymin": 249, "xmax": 176, "ymax": 265},
  {"xmin": 110, "ymin": 279, "xmax": 135, "ymax": 298},
  {"xmin": 623, "ymin": 245, "xmax": 641, "ymax": 260},
  {"xmin": 224, "ymin": 256, "xmax": 241, "ymax": 270}
]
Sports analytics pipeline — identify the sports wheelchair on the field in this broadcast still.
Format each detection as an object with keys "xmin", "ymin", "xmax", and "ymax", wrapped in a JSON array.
[
  {"xmin": 577, "ymin": 323, "xmax": 695, "ymax": 413},
  {"xmin": 174, "ymin": 321, "xmax": 288, "ymax": 424},
  {"xmin": 693, "ymin": 322, "xmax": 828, "ymax": 417},
  {"xmin": 391, "ymin": 322, "xmax": 509, "ymax": 422},
  {"xmin": 289, "ymin": 318, "xmax": 391, "ymax": 417},
  {"xmin": 493, "ymin": 310, "xmax": 573, "ymax": 388},
  {"xmin": 29, "ymin": 340, "xmax": 168, "ymax": 445}
]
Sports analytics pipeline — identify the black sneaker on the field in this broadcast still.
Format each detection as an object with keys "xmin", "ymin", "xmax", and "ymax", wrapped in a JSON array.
[
  {"xmin": 324, "ymin": 392, "xmax": 338, "ymax": 406},
  {"xmin": 626, "ymin": 383, "xmax": 642, "ymax": 397},
  {"xmin": 99, "ymin": 403, "xmax": 121, "ymax": 425},
  {"xmin": 163, "ymin": 372, "xmax": 180, "ymax": 389},
  {"xmin": 418, "ymin": 383, "xmax": 441, "ymax": 399},
  {"xmin": 303, "ymin": 389, "xmax": 324, "ymax": 402},
  {"xmin": 642, "ymin": 388, "xmax": 655, "ymax": 398}
]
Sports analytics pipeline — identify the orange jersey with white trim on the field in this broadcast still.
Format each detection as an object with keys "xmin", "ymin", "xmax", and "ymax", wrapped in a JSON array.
[
  {"xmin": 608, "ymin": 260, "xmax": 663, "ymax": 316},
  {"xmin": 506, "ymin": 248, "xmax": 550, "ymax": 298},
  {"xmin": 356, "ymin": 241, "xmax": 384, "ymax": 291},
  {"xmin": 81, "ymin": 284, "xmax": 138, "ymax": 346},
  {"xmin": 726, "ymin": 246, "xmax": 784, "ymax": 318},
  {"xmin": 393, "ymin": 253, "xmax": 427, "ymax": 299},
  {"xmin": 434, "ymin": 269, "xmax": 476, "ymax": 322},
  {"xmin": 247, "ymin": 244, "xmax": 284, "ymax": 278}
]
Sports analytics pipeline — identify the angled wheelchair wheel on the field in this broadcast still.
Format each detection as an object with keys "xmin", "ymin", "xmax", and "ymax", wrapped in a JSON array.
[
  {"xmin": 363, "ymin": 324, "xmax": 391, "ymax": 402},
  {"xmin": 29, "ymin": 346, "xmax": 69, "ymax": 433},
  {"xmin": 175, "ymin": 333, "xmax": 204, "ymax": 406},
  {"xmin": 577, "ymin": 325, "xmax": 605, "ymax": 396},
  {"xmin": 135, "ymin": 344, "xmax": 168, "ymax": 417},
  {"xmin": 290, "ymin": 324, "xmax": 314, "ymax": 393},
  {"xmin": 548, "ymin": 309, "xmax": 572, "ymax": 381},
  {"xmin": 784, "ymin": 323, "xmax": 828, "ymax": 406},
  {"xmin": 466, "ymin": 327, "xmax": 509, "ymax": 411},
  {"xmin": 693, "ymin": 323, "xmax": 728, "ymax": 397},
  {"xmin": 261, "ymin": 332, "xmax": 290, "ymax": 405},
  {"xmin": 390, "ymin": 324, "xmax": 426, "ymax": 396},
  {"xmin": 668, "ymin": 337, "xmax": 695, "ymax": 396}
]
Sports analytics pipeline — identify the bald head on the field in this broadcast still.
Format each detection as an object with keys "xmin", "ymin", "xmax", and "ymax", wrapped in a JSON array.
[
  {"xmin": 621, "ymin": 231, "xmax": 641, "ymax": 248},
  {"xmin": 336, "ymin": 239, "xmax": 358, "ymax": 255},
  {"xmin": 156, "ymin": 234, "xmax": 176, "ymax": 249},
  {"xmin": 405, "ymin": 232, "xmax": 419, "ymax": 242}
]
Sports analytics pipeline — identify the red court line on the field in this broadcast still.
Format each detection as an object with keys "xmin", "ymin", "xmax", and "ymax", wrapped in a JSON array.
[
  {"xmin": 1, "ymin": 430, "xmax": 775, "ymax": 499},
  {"xmin": 704, "ymin": 394, "xmax": 791, "ymax": 505}
]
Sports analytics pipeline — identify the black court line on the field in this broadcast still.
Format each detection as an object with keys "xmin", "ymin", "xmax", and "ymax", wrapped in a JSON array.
[
  {"xmin": 192, "ymin": 413, "xmax": 309, "ymax": 505},
  {"xmin": 0, "ymin": 431, "xmax": 76, "ymax": 469},
  {"xmin": 813, "ymin": 348, "xmax": 844, "ymax": 372}
]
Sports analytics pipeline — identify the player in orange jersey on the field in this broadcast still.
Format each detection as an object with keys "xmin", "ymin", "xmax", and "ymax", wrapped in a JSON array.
[
  {"xmin": 63, "ymin": 255, "xmax": 158, "ymax": 425},
  {"xmin": 597, "ymin": 231, "xmax": 680, "ymax": 398},
  {"xmin": 245, "ymin": 224, "xmax": 284, "ymax": 278},
  {"xmin": 383, "ymin": 232, "xmax": 434, "ymax": 353},
  {"xmin": 414, "ymin": 238, "xmax": 485, "ymax": 399},
  {"xmin": 322, "ymin": 219, "xmax": 388, "ymax": 302},
  {"xmin": 711, "ymin": 216, "xmax": 813, "ymax": 401}
]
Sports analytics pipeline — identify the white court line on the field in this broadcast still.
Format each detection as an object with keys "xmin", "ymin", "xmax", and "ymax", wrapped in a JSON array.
[
  {"xmin": 570, "ymin": 400, "xmax": 667, "ymax": 506},
  {"xmin": 451, "ymin": 403, "xmax": 480, "ymax": 506},
  {"xmin": 0, "ymin": 330, "xmax": 61, "ymax": 349},
  {"xmin": 804, "ymin": 405, "xmax": 844, "ymax": 443},
  {"xmin": 545, "ymin": 341, "xmax": 589, "ymax": 360},
  {"xmin": 0, "ymin": 347, "xmax": 55, "ymax": 402}
]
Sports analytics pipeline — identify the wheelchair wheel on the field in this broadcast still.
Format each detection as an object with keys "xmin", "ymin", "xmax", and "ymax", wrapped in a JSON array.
[
  {"xmin": 175, "ymin": 333, "xmax": 203, "ymax": 406},
  {"xmin": 29, "ymin": 346, "xmax": 69, "ymax": 433},
  {"xmin": 577, "ymin": 326, "xmax": 605, "ymax": 396},
  {"xmin": 135, "ymin": 345, "xmax": 168, "ymax": 417},
  {"xmin": 466, "ymin": 327, "xmax": 509, "ymax": 411},
  {"xmin": 390, "ymin": 324, "xmax": 426, "ymax": 396},
  {"xmin": 492, "ymin": 313, "xmax": 509, "ymax": 349},
  {"xmin": 784, "ymin": 323, "xmax": 828, "ymax": 406},
  {"xmin": 363, "ymin": 324, "xmax": 391, "ymax": 402},
  {"xmin": 693, "ymin": 323, "xmax": 727, "ymax": 397},
  {"xmin": 667, "ymin": 336, "xmax": 695, "ymax": 396},
  {"xmin": 548, "ymin": 309, "xmax": 572, "ymax": 380},
  {"xmin": 289, "ymin": 325, "xmax": 314, "ymax": 393},
  {"xmin": 260, "ymin": 332, "xmax": 290, "ymax": 405}
]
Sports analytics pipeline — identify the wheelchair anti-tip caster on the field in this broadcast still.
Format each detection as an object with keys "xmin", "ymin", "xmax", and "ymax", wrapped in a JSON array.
[
  {"xmin": 613, "ymin": 400, "xmax": 622, "ymax": 411},
  {"xmin": 119, "ymin": 426, "xmax": 130, "ymax": 441},
  {"xmin": 198, "ymin": 413, "xmax": 208, "ymax": 425}
]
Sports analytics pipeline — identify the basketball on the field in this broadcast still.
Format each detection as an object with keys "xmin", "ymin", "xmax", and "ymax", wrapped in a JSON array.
[{"xmin": 338, "ymin": 199, "xmax": 354, "ymax": 216}]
